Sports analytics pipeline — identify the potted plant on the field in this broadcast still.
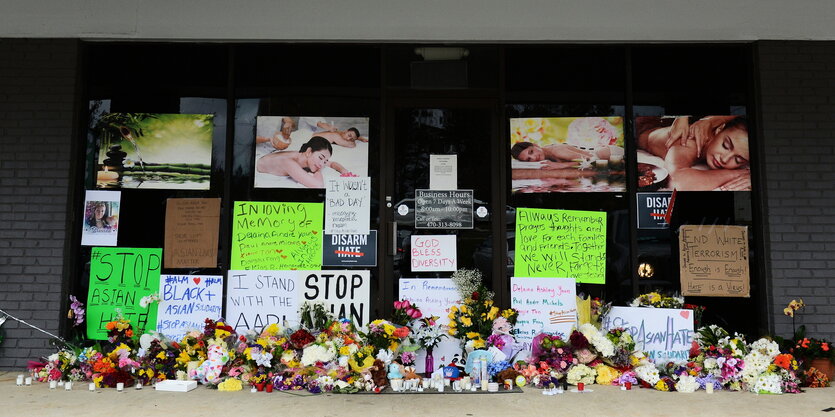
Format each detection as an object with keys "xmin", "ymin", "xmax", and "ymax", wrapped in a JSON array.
[{"xmin": 779, "ymin": 298, "xmax": 834, "ymax": 380}]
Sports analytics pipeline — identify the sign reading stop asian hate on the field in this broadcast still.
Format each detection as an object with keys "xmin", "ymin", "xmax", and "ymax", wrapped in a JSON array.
[
  {"xmin": 87, "ymin": 247, "xmax": 161, "ymax": 340},
  {"xmin": 301, "ymin": 270, "xmax": 370, "ymax": 329},
  {"xmin": 230, "ymin": 201, "xmax": 323, "ymax": 270},
  {"xmin": 514, "ymin": 208, "xmax": 606, "ymax": 284},
  {"xmin": 410, "ymin": 235, "xmax": 457, "ymax": 272}
]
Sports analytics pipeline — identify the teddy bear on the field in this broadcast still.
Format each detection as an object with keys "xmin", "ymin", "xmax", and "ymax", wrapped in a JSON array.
[
  {"xmin": 189, "ymin": 344, "xmax": 230, "ymax": 385},
  {"xmin": 368, "ymin": 359, "xmax": 389, "ymax": 392}
]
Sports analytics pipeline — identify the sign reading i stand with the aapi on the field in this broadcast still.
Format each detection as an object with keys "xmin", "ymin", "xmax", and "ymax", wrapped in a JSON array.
[{"xmin": 414, "ymin": 189, "xmax": 473, "ymax": 229}]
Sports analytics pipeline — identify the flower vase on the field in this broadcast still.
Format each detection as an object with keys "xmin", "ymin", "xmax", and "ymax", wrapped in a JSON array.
[
  {"xmin": 255, "ymin": 382, "xmax": 265, "ymax": 392},
  {"xmin": 424, "ymin": 347, "xmax": 435, "ymax": 378},
  {"xmin": 265, "ymin": 383, "xmax": 274, "ymax": 393},
  {"xmin": 810, "ymin": 358, "xmax": 835, "ymax": 380}
]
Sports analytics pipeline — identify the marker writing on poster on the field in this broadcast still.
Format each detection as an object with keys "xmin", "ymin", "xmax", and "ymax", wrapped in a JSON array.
[{"xmin": 231, "ymin": 202, "xmax": 323, "ymax": 270}]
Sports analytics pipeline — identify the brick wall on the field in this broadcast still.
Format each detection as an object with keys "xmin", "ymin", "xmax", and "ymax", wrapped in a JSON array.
[
  {"xmin": 0, "ymin": 39, "xmax": 77, "ymax": 370},
  {"xmin": 758, "ymin": 41, "xmax": 835, "ymax": 340}
]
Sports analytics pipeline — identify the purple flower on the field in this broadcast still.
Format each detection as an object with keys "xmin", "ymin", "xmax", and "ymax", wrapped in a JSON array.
[
  {"xmin": 69, "ymin": 295, "xmax": 85, "ymax": 326},
  {"xmin": 400, "ymin": 351, "xmax": 416, "ymax": 366}
]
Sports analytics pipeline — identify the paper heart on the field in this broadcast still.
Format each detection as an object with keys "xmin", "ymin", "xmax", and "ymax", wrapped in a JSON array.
[
  {"xmin": 680, "ymin": 310, "xmax": 690, "ymax": 319},
  {"xmin": 193, "ymin": 277, "xmax": 201, "ymax": 285},
  {"xmin": 301, "ymin": 241, "xmax": 307, "ymax": 245},
  {"xmin": 281, "ymin": 255, "xmax": 288, "ymax": 259},
  {"xmin": 311, "ymin": 230, "xmax": 318, "ymax": 234},
  {"xmin": 275, "ymin": 249, "xmax": 283, "ymax": 253}
]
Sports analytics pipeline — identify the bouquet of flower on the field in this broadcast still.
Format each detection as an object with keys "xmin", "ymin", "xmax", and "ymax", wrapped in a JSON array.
[
  {"xmin": 447, "ymin": 268, "xmax": 517, "ymax": 350},
  {"xmin": 630, "ymin": 291, "xmax": 684, "ymax": 309},
  {"xmin": 411, "ymin": 316, "xmax": 447, "ymax": 351},
  {"xmin": 361, "ymin": 319, "xmax": 409, "ymax": 354},
  {"xmin": 137, "ymin": 339, "xmax": 178, "ymax": 384},
  {"xmin": 299, "ymin": 301, "xmax": 335, "ymax": 333},
  {"xmin": 604, "ymin": 328, "xmax": 636, "ymax": 369},
  {"xmin": 173, "ymin": 330, "xmax": 208, "ymax": 371},
  {"xmin": 391, "ymin": 300, "xmax": 422, "ymax": 326}
]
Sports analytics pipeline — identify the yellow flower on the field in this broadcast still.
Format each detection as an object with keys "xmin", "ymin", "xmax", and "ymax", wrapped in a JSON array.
[
  {"xmin": 461, "ymin": 316, "xmax": 472, "ymax": 327},
  {"xmin": 389, "ymin": 341, "xmax": 400, "ymax": 352},
  {"xmin": 93, "ymin": 375, "xmax": 103, "ymax": 388},
  {"xmin": 594, "ymin": 365, "xmax": 620, "ymax": 385},
  {"xmin": 244, "ymin": 347, "xmax": 253, "ymax": 360},
  {"xmin": 487, "ymin": 306, "xmax": 499, "ymax": 320},
  {"xmin": 648, "ymin": 293, "xmax": 661, "ymax": 304},
  {"xmin": 654, "ymin": 380, "xmax": 669, "ymax": 391},
  {"xmin": 215, "ymin": 329, "xmax": 231, "ymax": 339},
  {"xmin": 262, "ymin": 323, "xmax": 280, "ymax": 337},
  {"xmin": 155, "ymin": 351, "xmax": 166, "ymax": 360},
  {"xmin": 449, "ymin": 306, "xmax": 458, "ymax": 313},
  {"xmin": 176, "ymin": 350, "xmax": 192, "ymax": 365},
  {"xmin": 383, "ymin": 324, "xmax": 396, "ymax": 336},
  {"xmin": 501, "ymin": 309, "xmax": 515, "ymax": 319},
  {"xmin": 466, "ymin": 332, "xmax": 481, "ymax": 340},
  {"xmin": 448, "ymin": 327, "xmax": 458, "ymax": 336},
  {"xmin": 349, "ymin": 356, "xmax": 375, "ymax": 372},
  {"xmin": 472, "ymin": 338, "xmax": 486, "ymax": 349},
  {"xmin": 339, "ymin": 346, "xmax": 352, "ymax": 356},
  {"xmin": 217, "ymin": 378, "xmax": 243, "ymax": 392}
]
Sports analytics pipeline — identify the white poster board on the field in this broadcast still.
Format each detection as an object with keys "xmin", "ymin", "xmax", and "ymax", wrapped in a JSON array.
[
  {"xmin": 325, "ymin": 177, "xmax": 370, "ymax": 235},
  {"xmin": 226, "ymin": 271, "xmax": 300, "ymax": 333},
  {"xmin": 430, "ymin": 154, "xmax": 457, "ymax": 190},
  {"xmin": 410, "ymin": 235, "xmax": 457, "ymax": 272},
  {"xmin": 603, "ymin": 306, "xmax": 694, "ymax": 364},
  {"xmin": 511, "ymin": 277, "xmax": 577, "ymax": 349},
  {"xmin": 299, "ymin": 270, "xmax": 371, "ymax": 328},
  {"xmin": 399, "ymin": 278, "xmax": 463, "ymax": 374},
  {"xmin": 157, "ymin": 275, "xmax": 223, "ymax": 340}
]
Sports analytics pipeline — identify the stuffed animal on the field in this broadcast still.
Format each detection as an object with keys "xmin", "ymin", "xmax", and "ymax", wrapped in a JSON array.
[
  {"xmin": 189, "ymin": 344, "xmax": 230, "ymax": 385},
  {"xmin": 369, "ymin": 359, "xmax": 389, "ymax": 391},
  {"xmin": 402, "ymin": 366, "xmax": 422, "ymax": 382}
]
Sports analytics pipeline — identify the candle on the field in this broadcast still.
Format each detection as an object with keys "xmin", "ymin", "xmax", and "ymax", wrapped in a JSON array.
[
  {"xmin": 625, "ymin": 381, "xmax": 632, "ymax": 390},
  {"xmin": 251, "ymin": 387, "xmax": 257, "ymax": 393},
  {"xmin": 16, "ymin": 375, "xmax": 24, "ymax": 386},
  {"xmin": 49, "ymin": 380, "xmax": 57, "ymax": 389},
  {"xmin": 89, "ymin": 383, "xmax": 96, "ymax": 392},
  {"xmin": 480, "ymin": 358, "xmax": 488, "ymax": 389},
  {"xmin": 116, "ymin": 382, "xmax": 124, "ymax": 392},
  {"xmin": 577, "ymin": 382, "xmax": 585, "ymax": 392},
  {"xmin": 706, "ymin": 383, "xmax": 714, "ymax": 394},
  {"xmin": 135, "ymin": 381, "xmax": 143, "ymax": 390},
  {"xmin": 25, "ymin": 377, "xmax": 32, "ymax": 386},
  {"xmin": 65, "ymin": 382, "xmax": 73, "ymax": 391}
]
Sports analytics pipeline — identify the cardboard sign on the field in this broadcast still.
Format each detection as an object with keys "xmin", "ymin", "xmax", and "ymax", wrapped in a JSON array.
[
  {"xmin": 87, "ymin": 247, "xmax": 161, "ymax": 340},
  {"xmin": 637, "ymin": 192, "xmax": 672, "ymax": 229},
  {"xmin": 227, "ymin": 271, "xmax": 299, "ymax": 333},
  {"xmin": 325, "ymin": 177, "xmax": 370, "ymax": 235},
  {"xmin": 230, "ymin": 201, "xmax": 323, "ymax": 270},
  {"xmin": 164, "ymin": 198, "xmax": 220, "ymax": 268},
  {"xmin": 399, "ymin": 278, "xmax": 462, "ymax": 373},
  {"xmin": 414, "ymin": 189, "xmax": 473, "ymax": 229},
  {"xmin": 511, "ymin": 277, "xmax": 577, "ymax": 349},
  {"xmin": 410, "ymin": 235, "xmax": 457, "ymax": 272},
  {"xmin": 81, "ymin": 190, "xmax": 121, "ymax": 246},
  {"xmin": 603, "ymin": 306, "xmax": 694, "ymax": 364},
  {"xmin": 514, "ymin": 208, "xmax": 606, "ymax": 284},
  {"xmin": 300, "ymin": 270, "xmax": 371, "ymax": 328},
  {"xmin": 430, "ymin": 155, "xmax": 457, "ymax": 190},
  {"xmin": 322, "ymin": 231, "xmax": 377, "ymax": 267},
  {"xmin": 156, "ymin": 275, "xmax": 223, "ymax": 340},
  {"xmin": 679, "ymin": 225, "xmax": 750, "ymax": 297}
]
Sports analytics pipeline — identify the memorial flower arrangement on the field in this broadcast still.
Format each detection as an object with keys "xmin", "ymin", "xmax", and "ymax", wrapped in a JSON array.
[
  {"xmin": 630, "ymin": 291, "xmax": 684, "ymax": 309},
  {"xmin": 391, "ymin": 300, "xmax": 422, "ymax": 326},
  {"xmin": 448, "ymin": 268, "xmax": 518, "ymax": 351},
  {"xmin": 410, "ymin": 315, "xmax": 447, "ymax": 351}
]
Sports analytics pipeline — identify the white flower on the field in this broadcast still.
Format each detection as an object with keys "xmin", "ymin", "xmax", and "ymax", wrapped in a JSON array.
[
  {"xmin": 675, "ymin": 375, "xmax": 699, "ymax": 393},
  {"xmin": 301, "ymin": 344, "xmax": 336, "ymax": 366},
  {"xmin": 566, "ymin": 364, "xmax": 597, "ymax": 385},
  {"xmin": 753, "ymin": 373, "xmax": 782, "ymax": 394},
  {"xmin": 579, "ymin": 323, "xmax": 615, "ymax": 358},
  {"xmin": 634, "ymin": 364, "xmax": 660, "ymax": 385}
]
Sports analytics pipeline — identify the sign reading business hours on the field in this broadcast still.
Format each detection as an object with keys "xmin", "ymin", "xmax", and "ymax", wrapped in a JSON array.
[{"xmin": 414, "ymin": 189, "xmax": 473, "ymax": 229}]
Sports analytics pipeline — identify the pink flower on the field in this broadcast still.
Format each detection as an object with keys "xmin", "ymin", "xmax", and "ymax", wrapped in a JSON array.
[
  {"xmin": 401, "ymin": 300, "xmax": 411, "ymax": 309},
  {"xmin": 394, "ymin": 301, "xmax": 403, "ymax": 309}
]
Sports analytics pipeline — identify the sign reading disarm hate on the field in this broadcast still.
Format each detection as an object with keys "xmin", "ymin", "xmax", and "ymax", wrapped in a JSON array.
[{"xmin": 87, "ymin": 247, "xmax": 161, "ymax": 340}]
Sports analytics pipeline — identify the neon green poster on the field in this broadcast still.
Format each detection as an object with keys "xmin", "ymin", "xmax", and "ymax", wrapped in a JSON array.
[
  {"xmin": 231, "ymin": 202, "xmax": 324, "ymax": 270},
  {"xmin": 87, "ymin": 247, "xmax": 162, "ymax": 340},
  {"xmin": 514, "ymin": 208, "xmax": 606, "ymax": 284}
]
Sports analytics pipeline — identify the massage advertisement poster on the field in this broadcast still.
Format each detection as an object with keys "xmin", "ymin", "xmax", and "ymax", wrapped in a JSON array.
[
  {"xmin": 254, "ymin": 116, "xmax": 369, "ymax": 189},
  {"xmin": 635, "ymin": 115, "xmax": 751, "ymax": 191},
  {"xmin": 509, "ymin": 117, "xmax": 625, "ymax": 193},
  {"xmin": 81, "ymin": 190, "xmax": 121, "ymax": 246},
  {"xmin": 230, "ymin": 201, "xmax": 324, "ymax": 271},
  {"xmin": 94, "ymin": 113, "xmax": 215, "ymax": 190}
]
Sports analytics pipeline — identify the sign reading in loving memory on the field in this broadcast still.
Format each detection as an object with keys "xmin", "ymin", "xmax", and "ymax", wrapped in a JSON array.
[
  {"xmin": 156, "ymin": 275, "xmax": 223, "ymax": 340},
  {"xmin": 514, "ymin": 208, "xmax": 606, "ymax": 284},
  {"xmin": 399, "ymin": 278, "xmax": 463, "ymax": 374},
  {"xmin": 603, "ymin": 306, "xmax": 694, "ymax": 364},
  {"xmin": 87, "ymin": 247, "xmax": 161, "ymax": 340},
  {"xmin": 511, "ymin": 277, "xmax": 577, "ymax": 349},
  {"xmin": 230, "ymin": 202, "xmax": 323, "ymax": 270}
]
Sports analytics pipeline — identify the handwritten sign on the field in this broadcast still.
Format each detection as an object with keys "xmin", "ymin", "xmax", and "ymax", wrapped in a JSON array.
[
  {"xmin": 514, "ymin": 208, "xmax": 606, "ymax": 284},
  {"xmin": 511, "ymin": 277, "xmax": 577, "ymax": 348},
  {"xmin": 410, "ymin": 235, "xmax": 457, "ymax": 272},
  {"xmin": 399, "ymin": 278, "xmax": 462, "ymax": 373},
  {"xmin": 603, "ymin": 306, "xmax": 694, "ymax": 365},
  {"xmin": 415, "ymin": 189, "xmax": 473, "ymax": 229},
  {"xmin": 230, "ymin": 202, "xmax": 323, "ymax": 270},
  {"xmin": 164, "ymin": 198, "xmax": 220, "ymax": 268},
  {"xmin": 87, "ymin": 247, "xmax": 161, "ymax": 340},
  {"xmin": 300, "ymin": 270, "xmax": 370, "ymax": 328},
  {"xmin": 679, "ymin": 225, "xmax": 750, "ymax": 297},
  {"xmin": 156, "ymin": 275, "xmax": 223, "ymax": 340},
  {"xmin": 325, "ymin": 177, "xmax": 370, "ymax": 235},
  {"xmin": 226, "ymin": 271, "xmax": 299, "ymax": 333},
  {"xmin": 323, "ymin": 231, "xmax": 377, "ymax": 267}
]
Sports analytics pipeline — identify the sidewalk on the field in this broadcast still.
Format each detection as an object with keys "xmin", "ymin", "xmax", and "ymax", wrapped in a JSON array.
[{"xmin": 3, "ymin": 371, "xmax": 834, "ymax": 417}]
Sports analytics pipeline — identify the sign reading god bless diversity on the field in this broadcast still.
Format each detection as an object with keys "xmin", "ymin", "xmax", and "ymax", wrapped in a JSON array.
[
  {"xmin": 230, "ymin": 201, "xmax": 323, "ymax": 270},
  {"xmin": 227, "ymin": 270, "xmax": 370, "ymax": 333},
  {"xmin": 514, "ymin": 208, "xmax": 606, "ymax": 284},
  {"xmin": 603, "ymin": 306, "xmax": 694, "ymax": 365}
]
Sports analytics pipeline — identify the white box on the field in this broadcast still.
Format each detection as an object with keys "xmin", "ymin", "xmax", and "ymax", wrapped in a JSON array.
[{"xmin": 155, "ymin": 380, "xmax": 197, "ymax": 392}]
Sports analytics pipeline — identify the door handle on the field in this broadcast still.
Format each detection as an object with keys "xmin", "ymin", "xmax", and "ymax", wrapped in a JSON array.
[{"xmin": 391, "ymin": 221, "xmax": 398, "ymax": 256}]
